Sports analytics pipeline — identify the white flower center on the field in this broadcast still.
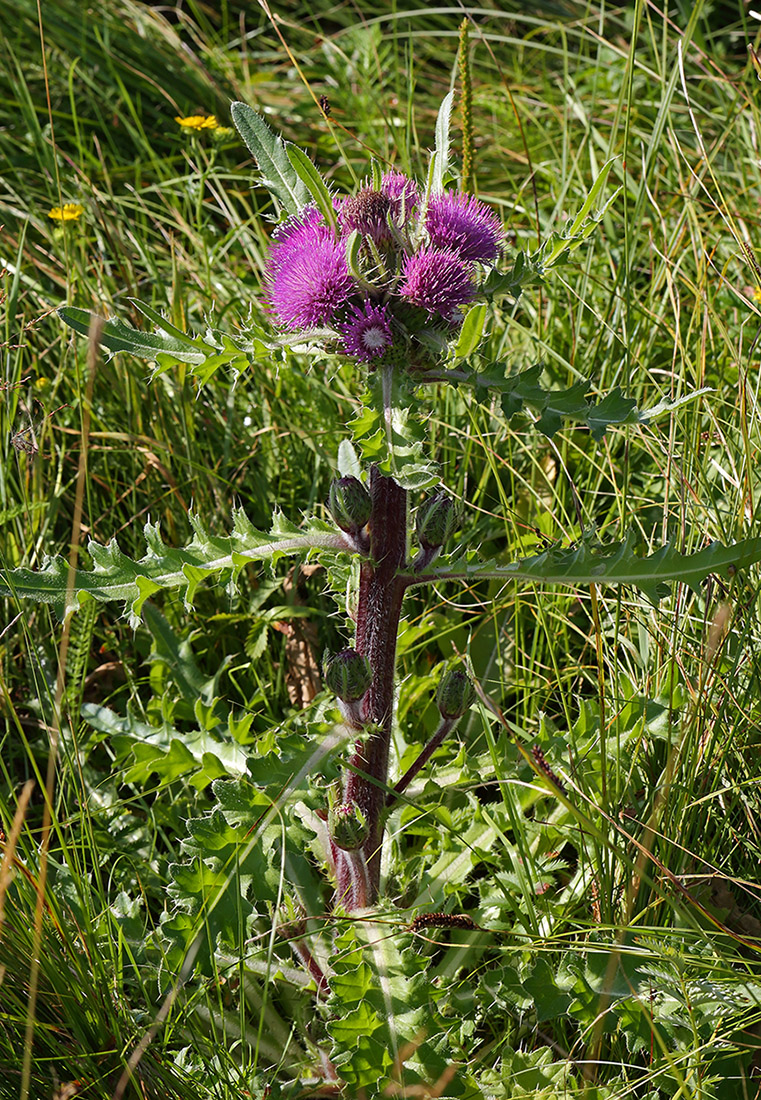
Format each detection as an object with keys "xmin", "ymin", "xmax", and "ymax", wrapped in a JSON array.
[{"xmin": 361, "ymin": 326, "xmax": 388, "ymax": 350}]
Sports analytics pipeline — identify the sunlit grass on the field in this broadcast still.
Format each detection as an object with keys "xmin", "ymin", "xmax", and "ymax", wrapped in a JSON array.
[{"xmin": 2, "ymin": 0, "xmax": 761, "ymax": 1095}]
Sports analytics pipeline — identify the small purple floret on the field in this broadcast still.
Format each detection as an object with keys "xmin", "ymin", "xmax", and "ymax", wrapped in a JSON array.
[
  {"xmin": 399, "ymin": 248, "xmax": 476, "ymax": 316},
  {"xmin": 268, "ymin": 222, "xmax": 355, "ymax": 329},
  {"xmin": 425, "ymin": 191, "xmax": 502, "ymax": 263},
  {"xmin": 339, "ymin": 301, "xmax": 393, "ymax": 361}
]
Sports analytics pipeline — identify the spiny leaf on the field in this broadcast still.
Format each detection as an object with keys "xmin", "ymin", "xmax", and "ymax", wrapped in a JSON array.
[
  {"xmin": 0, "ymin": 509, "xmax": 348, "ymax": 626},
  {"xmin": 327, "ymin": 920, "xmax": 477, "ymax": 1096},
  {"xmin": 59, "ymin": 305, "xmax": 273, "ymax": 383},
  {"xmin": 421, "ymin": 529, "xmax": 761, "ymax": 605},
  {"xmin": 59, "ymin": 306, "xmax": 208, "ymax": 364},
  {"xmin": 230, "ymin": 101, "xmax": 310, "ymax": 216},
  {"xmin": 350, "ymin": 372, "xmax": 440, "ymax": 491},
  {"xmin": 465, "ymin": 363, "xmax": 705, "ymax": 440}
]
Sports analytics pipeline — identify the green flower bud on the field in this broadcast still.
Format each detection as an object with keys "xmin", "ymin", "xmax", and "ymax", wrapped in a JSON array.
[
  {"xmin": 328, "ymin": 476, "xmax": 372, "ymax": 533},
  {"xmin": 416, "ymin": 492, "xmax": 458, "ymax": 550},
  {"xmin": 436, "ymin": 667, "xmax": 475, "ymax": 720},
  {"xmin": 323, "ymin": 648, "xmax": 372, "ymax": 703},
  {"xmin": 328, "ymin": 800, "xmax": 369, "ymax": 851}
]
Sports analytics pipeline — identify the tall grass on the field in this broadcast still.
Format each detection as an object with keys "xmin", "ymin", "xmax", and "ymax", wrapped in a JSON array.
[{"xmin": 2, "ymin": 0, "xmax": 761, "ymax": 1096}]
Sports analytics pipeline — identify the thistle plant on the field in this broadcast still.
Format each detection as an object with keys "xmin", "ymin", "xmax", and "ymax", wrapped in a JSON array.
[
  {"xmin": 7, "ymin": 76, "xmax": 761, "ymax": 1097},
  {"xmin": 251, "ymin": 141, "xmax": 506, "ymax": 904}
]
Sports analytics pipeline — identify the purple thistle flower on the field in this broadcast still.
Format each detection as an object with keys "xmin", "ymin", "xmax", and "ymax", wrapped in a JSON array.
[
  {"xmin": 269, "ymin": 206, "xmax": 331, "ymax": 273},
  {"xmin": 425, "ymin": 191, "xmax": 502, "ymax": 263},
  {"xmin": 339, "ymin": 301, "xmax": 393, "ymax": 361},
  {"xmin": 268, "ymin": 223, "xmax": 355, "ymax": 329},
  {"xmin": 399, "ymin": 248, "xmax": 476, "ymax": 316},
  {"xmin": 338, "ymin": 188, "xmax": 393, "ymax": 243},
  {"xmin": 381, "ymin": 172, "xmax": 420, "ymax": 222}
]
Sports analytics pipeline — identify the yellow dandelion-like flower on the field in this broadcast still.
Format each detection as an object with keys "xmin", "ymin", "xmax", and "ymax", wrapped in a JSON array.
[
  {"xmin": 175, "ymin": 114, "xmax": 218, "ymax": 131},
  {"xmin": 753, "ymin": 287, "xmax": 761, "ymax": 304},
  {"xmin": 48, "ymin": 203, "xmax": 84, "ymax": 221}
]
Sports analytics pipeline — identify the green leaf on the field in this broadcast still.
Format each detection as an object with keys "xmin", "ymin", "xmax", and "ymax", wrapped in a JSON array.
[
  {"xmin": 468, "ymin": 363, "xmax": 713, "ymax": 440},
  {"xmin": 0, "ymin": 509, "xmax": 348, "ymax": 626},
  {"xmin": 285, "ymin": 143, "xmax": 337, "ymax": 229},
  {"xmin": 453, "ymin": 302, "xmax": 487, "ymax": 360},
  {"xmin": 337, "ymin": 439, "xmax": 363, "ymax": 480},
  {"xmin": 230, "ymin": 101, "xmax": 310, "ymax": 216},
  {"xmin": 350, "ymin": 371, "xmax": 440, "ymax": 491},
  {"xmin": 126, "ymin": 299, "xmax": 216, "ymax": 351},
  {"xmin": 423, "ymin": 529, "xmax": 761, "ymax": 606},
  {"xmin": 58, "ymin": 306, "xmax": 208, "ymax": 364},
  {"xmin": 431, "ymin": 89, "xmax": 455, "ymax": 195},
  {"xmin": 59, "ymin": 305, "xmax": 272, "ymax": 383},
  {"xmin": 469, "ymin": 363, "xmax": 639, "ymax": 439},
  {"xmin": 327, "ymin": 921, "xmax": 477, "ymax": 1096}
]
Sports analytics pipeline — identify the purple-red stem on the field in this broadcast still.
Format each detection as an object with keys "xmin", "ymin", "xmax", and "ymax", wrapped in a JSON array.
[
  {"xmin": 385, "ymin": 716, "xmax": 456, "ymax": 809},
  {"xmin": 344, "ymin": 467, "xmax": 407, "ymax": 902}
]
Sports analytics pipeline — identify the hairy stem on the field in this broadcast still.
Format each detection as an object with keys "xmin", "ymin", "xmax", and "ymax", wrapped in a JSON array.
[
  {"xmin": 334, "ymin": 846, "xmax": 372, "ymax": 910},
  {"xmin": 344, "ymin": 467, "xmax": 407, "ymax": 901},
  {"xmin": 385, "ymin": 716, "xmax": 457, "ymax": 809}
]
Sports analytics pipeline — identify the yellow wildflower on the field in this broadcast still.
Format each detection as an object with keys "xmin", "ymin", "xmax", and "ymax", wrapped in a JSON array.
[
  {"xmin": 175, "ymin": 114, "xmax": 218, "ymax": 131},
  {"xmin": 48, "ymin": 203, "xmax": 84, "ymax": 221},
  {"xmin": 753, "ymin": 287, "xmax": 761, "ymax": 304}
]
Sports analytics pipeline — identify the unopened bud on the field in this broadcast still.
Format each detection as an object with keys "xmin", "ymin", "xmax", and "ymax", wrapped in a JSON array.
[
  {"xmin": 416, "ymin": 492, "xmax": 458, "ymax": 550},
  {"xmin": 323, "ymin": 648, "xmax": 372, "ymax": 703},
  {"xmin": 328, "ymin": 476, "xmax": 372, "ymax": 533},
  {"xmin": 436, "ymin": 667, "xmax": 475, "ymax": 720},
  {"xmin": 328, "ymin": 800, "xmax": 369, "ymax": 851}
]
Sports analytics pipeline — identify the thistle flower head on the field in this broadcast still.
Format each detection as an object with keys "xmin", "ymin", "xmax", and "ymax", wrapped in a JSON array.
[
  {"xmin": 425, "ymin": 190, "xmax": 502, "ymax": 263},
  {"xmin": 381, "ymin": 172, "xmax": 420, "ymax": 223},
  {"xmin": 339, "ymin": 301, "xmax": 394, "ymax": 361},
  {"xmin": 339, "ymin": 188, "xmax": 393, "ymax": 243},
  {"xmin": 399, "ymin": 248, "xmax": 476, "ymax": 317},
  {"xmin": 268, "ymin": 225, "xmax": 355, "ymax": 329},
  {"xmin": 269, "ymin": 206, "xmax": 331, "ymax": 272}
]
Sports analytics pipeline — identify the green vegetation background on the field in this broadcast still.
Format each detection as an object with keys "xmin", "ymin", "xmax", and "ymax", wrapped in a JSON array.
[{"xmin": 2, "ymin": 1, "xmax": 761, "ymax": 1097}]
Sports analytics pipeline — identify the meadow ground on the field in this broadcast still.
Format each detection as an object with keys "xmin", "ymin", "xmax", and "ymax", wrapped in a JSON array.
[{"xmin": 2, "ymin": 1, "xmax": 761, "ymax": 1097}]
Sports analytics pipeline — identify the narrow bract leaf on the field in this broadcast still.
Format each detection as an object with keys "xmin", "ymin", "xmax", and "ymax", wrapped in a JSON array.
[
  {"xmin": 431, "ymin": 89, "xmax": 455, "ymax": 195},
  {"xmin": 566, "ymin": 156, "xmax": 618, "ymax": 237},
  {"xmin": 454, "ymin": 302, "xmax": 487, "ymax": 359},
  {"xmin": 285, "ymin": 143, "xmax": 337, "ymax": 229},
  {"xmin": 539, "ymin": 158, "xmax": 621, "ymax": 271},
  {"xmin": 230, "ymin": 101, "xmax": 310, "ymax": 216}
]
